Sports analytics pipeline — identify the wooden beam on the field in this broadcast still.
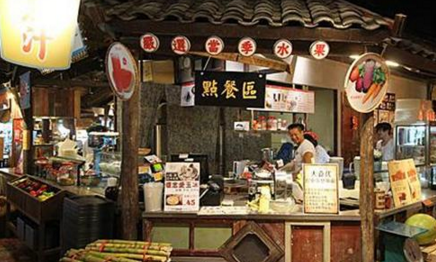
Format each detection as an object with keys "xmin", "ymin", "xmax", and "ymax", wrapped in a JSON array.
[
  {"xmin": 360, "ymin": 116, "xmax": 375, "ymax": 262},
  {"xmin": 383, "ymin": 46, "xmax": 436, "ymax": 75},
  {"xmin": 33, "ymin": 79, "xmax": 110, "ymax": 89},
  {"xmin": 189, "ymin": 51, "xmax": 291, "ymax": 73},
  {"xmin": 120, "ymin": 84, "xmax": 140, "ymax": 240},
  {"xmin": 110, "ymin": 20, "xmax": 390, "ymax": 44}
]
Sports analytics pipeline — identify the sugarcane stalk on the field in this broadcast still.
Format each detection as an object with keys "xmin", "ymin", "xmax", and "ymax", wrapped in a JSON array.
[
  {"xmin": 85, "ymin": 246, "xmax": 170, "ymax": 257},
  {"xmin": 94, "ymin": 239, "xmax": 171, "ymax": 247},
  {"xmin": 83, "ymin": 253, "xmax": 137, "ymax": 262},
  {"xmin": 60, "ymin": 258, "xmax": 84, "ymax": 262},
  {"xmin": 87, "ymin": 243, "xmax": 172, "ymax": 252},
  {"xmin": 88, "ymin": 251, "xmax": 167, "ymax": 262}
]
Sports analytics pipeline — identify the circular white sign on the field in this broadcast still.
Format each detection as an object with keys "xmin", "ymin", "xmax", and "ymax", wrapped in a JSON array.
[
  {"xmin": 140, "ymin": 33, "xmax": 160, "ymax": 53},
  {"xmin": 344, "ymin": 53, "xmax": 390, "ymax": 113},
  {"xmin": 205, "ymin": 36, "xmax": 224, "ymax": 56},
  {"xmin": 273, "ymin": 39, "xmax": 293, "ymax": 59},
  {"xmin": 105, "ymin": 42, "xmax": 139, "ymax": 101},
  {"xmin": 238, "ymin": 37, "xmax": 256, "ymax": 57},
  {"xmin": 171, "ymin": 36, "xmax": 191, "ymax": 55},
  {"xmin": 310, "ymin": 41, "xmax": 330, "ymax": 60}
]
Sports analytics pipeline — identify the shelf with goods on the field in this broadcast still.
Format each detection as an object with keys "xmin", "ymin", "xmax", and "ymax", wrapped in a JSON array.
[{"xmin": 6, "ymin": 175, "xmax": 66, "ymax": 261}]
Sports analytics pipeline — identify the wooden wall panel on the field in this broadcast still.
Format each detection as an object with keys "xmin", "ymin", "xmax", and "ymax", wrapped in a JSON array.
[
  {"xmin": 330, "ymin": 223, "xmax": 361, "ymax": 262},
  {"xmin": 291, "ymin": 226, "xmax": 324, "ymax": 262},
  {"xmin": 32, "ymin": 88, "xmax": 49, "ymax": 117}
]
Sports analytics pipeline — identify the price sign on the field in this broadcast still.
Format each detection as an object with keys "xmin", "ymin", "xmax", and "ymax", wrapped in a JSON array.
[
  {"xmin": 303, "ymin": 164, "xmax": 339, "ymax": 214},
  {"xmin": 164, "ymin": 162, "xmax": 200, "ymax": 212}
]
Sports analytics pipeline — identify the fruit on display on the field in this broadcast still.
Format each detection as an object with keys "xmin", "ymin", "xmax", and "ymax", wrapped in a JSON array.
[
  {"xmin": 405, "ymin": 213, "xmax": 436, "ymax": 245},
  {"xmin": 14, "ymin": 178, "xmax": 57, "ymax": 201},
  {"xmin": 348, "ymin": 59, "xmax": 387, "ymax": 104}
]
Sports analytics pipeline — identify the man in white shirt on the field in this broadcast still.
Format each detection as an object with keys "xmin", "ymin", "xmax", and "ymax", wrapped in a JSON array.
[
  {"xmin": 375, "ymin": 122, "xmax": 395, "ymax": 161},
  {"xmin": 280, "ymin": 123, "xmax": 316, "ymax": 174}
]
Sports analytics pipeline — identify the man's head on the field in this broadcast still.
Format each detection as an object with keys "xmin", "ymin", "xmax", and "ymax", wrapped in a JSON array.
[
  {"xmin": 287, "ymin": 123, "xmax": 305, "ymax": 145},
  {"xmin": 375, "ymin": 122, "xmax": 392, "ymax": 141}
]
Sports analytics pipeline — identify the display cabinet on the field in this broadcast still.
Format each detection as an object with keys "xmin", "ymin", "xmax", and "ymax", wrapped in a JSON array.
[{"xmin": 395, "ymin": 124, "xmax": 427, "ymax": 166}]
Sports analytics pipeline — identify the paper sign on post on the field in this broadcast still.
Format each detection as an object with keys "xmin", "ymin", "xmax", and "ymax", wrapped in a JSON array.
[
  {"xmin": 303, "ymin": 163, "xmax": 339, "ymax": 214},
  {"xmin": 405, "ymin": 159, "xmax": 422, "ymax": 202}
]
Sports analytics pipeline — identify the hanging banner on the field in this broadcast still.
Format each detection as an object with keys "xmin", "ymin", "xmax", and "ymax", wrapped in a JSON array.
[
  {"xmin": 105, "ymin": 42, "xmax": 139, "ymax": 101},
  {"xmin": 0, "ymin": 0, "xmax": 81, "ymax": 70},
  {"xmin": 19, "ymin": 72, "xmax": 31, "ymax": 110},
  {"xmin": 249, "ymin": 84, "xmax": 315, "ymax": 113},
  {"xmin": 164, "ymin": 162, "xmax": 200, "ymax": 212},
  {"xmin": 303, "ymin": 163, "xmax": 339, "ymax": 214},
  {"xmin": 195, "ymin": 71, "xmax": 265, "ymax": 108},
  {"xmin": 344, "ymin": 53, "xmax": 390, "ymax": 113},
  {"xmin": 388, "ymin": 160, "xmax": 413, "ymax": 207}
]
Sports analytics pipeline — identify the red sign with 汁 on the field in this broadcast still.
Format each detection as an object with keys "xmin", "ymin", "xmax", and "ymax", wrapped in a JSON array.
[{"xmin": 105, "ymin": 42, "xmax": 139, "ymax": 101}]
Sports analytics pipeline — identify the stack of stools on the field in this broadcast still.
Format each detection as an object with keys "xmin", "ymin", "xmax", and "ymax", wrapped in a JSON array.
[{"xmin": 62, "ymin": 196, "xmax": 115, "ymax": 253}]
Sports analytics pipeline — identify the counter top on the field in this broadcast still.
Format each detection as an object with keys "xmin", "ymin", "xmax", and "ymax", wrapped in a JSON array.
[{"xmin": 0, "ymin": 168, "xmax": 105, "ymax": 197}]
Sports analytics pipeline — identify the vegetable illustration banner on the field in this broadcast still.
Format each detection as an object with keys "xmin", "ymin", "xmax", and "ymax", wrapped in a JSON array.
[{"xmin": 344, "ymin": 53, "xmax": 390, "ymax": 113}]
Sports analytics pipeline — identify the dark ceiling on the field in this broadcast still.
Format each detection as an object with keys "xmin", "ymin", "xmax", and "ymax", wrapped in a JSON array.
[{"xmin": 349, "ymin": 0, "xmax": 436, "ymax": 43}]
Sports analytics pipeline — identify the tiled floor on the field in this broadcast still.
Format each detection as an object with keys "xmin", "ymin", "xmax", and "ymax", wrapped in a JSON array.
[{"xmin": 0, "ymin": 238, "xmax": 34, "ymax": 262}]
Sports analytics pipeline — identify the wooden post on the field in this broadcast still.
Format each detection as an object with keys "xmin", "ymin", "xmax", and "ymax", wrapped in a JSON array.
[
  {"xmin": 23, "ymin": 86, "xmax": 33, "ymax": 175},
  {"xmin": 360, "ymin": 116, "xmax": 375, "ymax": 262},
  {"xmin": 119, "ymin": 85, "xmax": 140, "ymax": 240}
]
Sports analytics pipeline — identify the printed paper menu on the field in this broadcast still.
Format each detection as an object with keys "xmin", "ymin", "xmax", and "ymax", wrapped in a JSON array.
[
  {"xmin": 303, "ymin": 164, "xmax": 339, "ymax": 214},
  {"xmin": 164, "ymin": 162, "xmax": 200, "ymax": 212},
  {"xmin": 388, "ymin": 160, "xmax": 413, "ymax": 207},
  {"xmin": 405, "ymin": 159, "xmax": 422, "ymax": 202}
]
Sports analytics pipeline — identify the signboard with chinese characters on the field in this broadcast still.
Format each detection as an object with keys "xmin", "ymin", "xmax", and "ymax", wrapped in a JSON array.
[
  {"xmin": 0, "ymin": 0, "xmax": 81, "ymax": 70},
  {"xmin": 344, "ymin": 53, "xmax": 390, "ymax": 113},
  {"xmin": 164, "ymin": 162, "xmax": 200, "ymax": 212},
  {"xmin": 105, "ymin": 42, "xmax": 139, "ymax": 101},
  {"xmin": 274, "ymin": 39, "xmax": 292, "ymax": 59},
  {"xmin": 205, "ymin": 36, "xmax": 224, "ymax": 56},
  {"xmin": 171, "ymin": 36, "xmax": 191, "ymax": 55},
  {"xmin": 249, "ymin": 84, "xmax": 315, "ymax": 113},
  {"xmin": 19, "ymin": 72, "xmax": 31, "ymax": 110},
  {"xmin": 388, "ymin": 160, "xmax": 413, "ymax": 207},
  {"xmin": 405, "ymin": 159, "xmax": 422, "ymax": 202},
  {"xmin": 303, "ymin": 164, "xmax": 339, "ymax": 214},
  {"xmin": 310, "ymin": 41, "xmax": 330, "ymax": 60},
  {"xmin": 140, "ymin": 33, "xmax": 160, "ymax": 53},
  {"xmin": 238, "ymin": 37, "xmax": 256, "ymax": 57},
  {"xmin": 195, "ymin": 71, "xmax": 266, "ymax": 108},
  {"xmin": 375, "ymin": 93, "xmax": 395, "ymax": 125}
]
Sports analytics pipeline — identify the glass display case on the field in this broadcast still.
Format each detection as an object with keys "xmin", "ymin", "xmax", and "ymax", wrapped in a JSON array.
[{"xmin": 395, "ymin": 124, "xmax": 427, "ymax": 166}]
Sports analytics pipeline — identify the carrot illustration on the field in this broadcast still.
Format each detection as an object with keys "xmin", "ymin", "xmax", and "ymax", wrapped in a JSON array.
[
  {"xmin": 371, "ymin": 82, "xmax": 384, "ymax": 101},
  {"xmin": 362, "ymin": 83, "xmax": 378, "ymax": 104}
]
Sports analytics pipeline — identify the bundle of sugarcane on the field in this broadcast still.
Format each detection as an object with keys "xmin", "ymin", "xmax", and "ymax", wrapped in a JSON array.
[{"xmin": 59, "ymin": 240, "xmax": 173, "ymax": 262}]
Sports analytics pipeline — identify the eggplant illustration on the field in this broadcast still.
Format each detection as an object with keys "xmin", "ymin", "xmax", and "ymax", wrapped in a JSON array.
[{"xmin": 363, "ymin": 60, "xmax": 375, "ymax": 93}]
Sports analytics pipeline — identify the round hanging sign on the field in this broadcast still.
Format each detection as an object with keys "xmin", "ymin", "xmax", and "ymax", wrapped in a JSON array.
[
  {"xmin": 238, "ymin": 37, "xmax": 257, "ymax": 57},
  {"xmin": 344, "ymin": 53, "xmax": 390, "ymax": 113},
  {"xmin": 140, "ymin": 33, "xmax": 160, "ymax": 53},
  {"xmin": 105, "ymin": 42, "xmax": 139, "ymax": 101},
  {"xmin": 309, "ymin": 40, "xmax": 330, "ymax": 60},
  {"xmin": 273, "ymin": 39, "xmax": 293, "ymax": 59},
  {"xmin": 205, "ymin": 36, "xmax": 224, "ymax": 56},
  {"xmin": 171, "ymin": 36, "xmax": 191, "ymax": 55}
]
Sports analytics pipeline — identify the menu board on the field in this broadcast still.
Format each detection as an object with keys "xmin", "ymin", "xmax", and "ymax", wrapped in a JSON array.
[
  {"xmin": 164, "ymin": 162, "xmax": 200, "ymax": 212},
  {"xmin": 388, "ymin": 160, "xmax": 413, "ymax": 207},
  {"xmin": 303, "ymin": 164, "xmax": 339, "ymax": 214},
  {"xmin": 249, "ymin": 84, "xmax": 315, "ymax": 113}
]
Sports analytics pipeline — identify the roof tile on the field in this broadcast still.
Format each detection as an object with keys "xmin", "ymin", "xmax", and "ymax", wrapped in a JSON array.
[{"xmin": 97, "ymin": 0, "xmax": 392, "ymax": 30}]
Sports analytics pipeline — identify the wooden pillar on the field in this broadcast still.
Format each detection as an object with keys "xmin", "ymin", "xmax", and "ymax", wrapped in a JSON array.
[
  {"xmin": 360, "ymin": 116, "xmax": 375, "ymax": 262},
  {"xmin": 23, "ymin": 87, "xmax": 33, "ymax": 175},
  {"xmin": 120, "ymin": 85, "xmax": 140, "ymax": 240}
]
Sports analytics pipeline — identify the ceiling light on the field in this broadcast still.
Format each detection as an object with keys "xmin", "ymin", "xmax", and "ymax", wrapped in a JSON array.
[{"xmin": 349, "ymin": 55, "xmax": 360, "ymax": 60}]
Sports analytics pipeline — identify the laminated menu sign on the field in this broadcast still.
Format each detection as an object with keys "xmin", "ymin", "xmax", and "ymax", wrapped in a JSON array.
[
  {"xmin": 388, "ymin": 160, "xmax": 413, "ymax": 207},
  {"xmin": 303, "ymin": 164, "xmax": 339, "ymax": 214},
  {"xmin": 405, "ymin": 159, "xmax": 422, "ymax": 202},
  {"xmin": 249, "ymin": 84, "xmax": 315, "ymax": 113},
  {"xmin": 164, "ymin": 162, "xmax": 200, "ymax": 212},
  {"xmin": 195, "ymin": 71, "xmax": 266, "ymax": 108}
]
